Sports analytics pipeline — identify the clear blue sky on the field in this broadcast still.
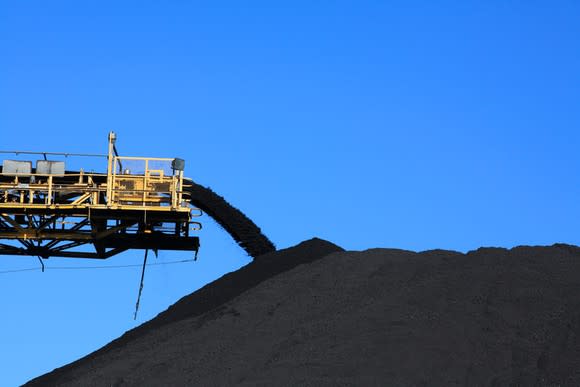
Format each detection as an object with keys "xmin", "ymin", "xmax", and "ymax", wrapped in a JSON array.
[{"xmin": 1, "ymin": 1, "xmax": 579, "ymax": 385}]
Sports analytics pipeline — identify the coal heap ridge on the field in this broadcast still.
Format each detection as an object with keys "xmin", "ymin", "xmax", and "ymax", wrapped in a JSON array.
[{"xmin": 26, "ymin": 241, "xmax": 580, "ymax": 386}]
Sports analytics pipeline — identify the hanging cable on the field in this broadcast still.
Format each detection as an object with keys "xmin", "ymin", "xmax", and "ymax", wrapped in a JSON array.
[
  {"xmin": 133, "ymin": 249, "xmax": 149, "ymax": 320},
  {"xmin": 37, "ymin": 256, "xmax": 45, "ymax": 272}
]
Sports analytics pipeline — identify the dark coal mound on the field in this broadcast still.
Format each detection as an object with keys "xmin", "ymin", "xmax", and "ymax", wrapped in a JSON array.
[
  {"xmin": 26, "ymin": 238, "xmax": 342, "ymax": 387},
  {"xmin": 185, "ymin": 180, "xmax": 276, "ymax": 258},
  {"xmin": 26, "ymin": 242, "xmax": 580, "ymax": 386}
]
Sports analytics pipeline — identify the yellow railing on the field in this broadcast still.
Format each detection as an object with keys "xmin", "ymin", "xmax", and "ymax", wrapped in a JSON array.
[{"xmin": 0, "ymin": 169, "xmax": 187, "ymax": 210}]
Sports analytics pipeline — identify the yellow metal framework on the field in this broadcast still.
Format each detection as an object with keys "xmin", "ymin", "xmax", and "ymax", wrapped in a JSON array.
[{"xmin": 0, "ymin": 132, "xmax": 200, "ymax": 260}]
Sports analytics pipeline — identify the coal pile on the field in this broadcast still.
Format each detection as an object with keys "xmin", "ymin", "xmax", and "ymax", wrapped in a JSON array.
[{"xmin": 25, "ymin": 241, "xmax": 580, "ymax": 386}]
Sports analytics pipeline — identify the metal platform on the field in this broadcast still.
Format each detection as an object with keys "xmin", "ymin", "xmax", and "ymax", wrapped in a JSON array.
[{"xmin": 0, "ymin": 132, "xmax": 200, "ymax": 260}]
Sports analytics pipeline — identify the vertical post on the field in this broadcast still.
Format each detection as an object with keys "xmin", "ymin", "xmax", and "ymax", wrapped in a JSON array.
[
  {"xmin": 177, "ymin": 170, "xmax": 183, "ymax": 207},
  {"xmin": 171, "ymin": 175, "xmax": 177, "ymax": 209},
  {"xmin": 47, "ymin": 175, "xmax": 53, "ymax": 205},
  {"xmin": 89, "ymin": 175, "xmax": 97, "ymax": 205},
  {"xmin": 143, "ymin": 159, "xmax": 148, "ymax": 206},
  {"xmin": 106, "ymin": 132, "xmax": 116, "ymax": 205}
]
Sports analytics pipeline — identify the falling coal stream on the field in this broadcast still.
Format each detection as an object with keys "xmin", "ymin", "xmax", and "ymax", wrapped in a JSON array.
[{"xmin": 183, "ymin": 179, "xmax": 276, "ymax": 258}]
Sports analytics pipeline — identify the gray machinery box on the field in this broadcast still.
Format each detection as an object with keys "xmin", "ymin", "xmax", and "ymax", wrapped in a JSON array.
[
  {"xmin": 2, "ymin": 160, "xmax": 32, "ymax": 174},
  {"xmin": 36, "ymin": 160, "xmax": 65, "ymax": 175}
]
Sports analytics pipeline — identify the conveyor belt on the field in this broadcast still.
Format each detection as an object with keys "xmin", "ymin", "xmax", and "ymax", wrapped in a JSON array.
[{"xmin": 0, "ymin": 167, "xmax": 276, "ymax": 259}]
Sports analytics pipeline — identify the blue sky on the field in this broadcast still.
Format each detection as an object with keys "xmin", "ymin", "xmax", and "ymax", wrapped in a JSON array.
[{"xmin": 1, "ymin": 1, "xmax": 579, "ymax": 385}]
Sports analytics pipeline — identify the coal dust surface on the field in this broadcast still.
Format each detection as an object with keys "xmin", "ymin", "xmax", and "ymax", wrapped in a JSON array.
[{"xmin": 25, "ymin": 240, "xmax": 580, "ymax": 386}]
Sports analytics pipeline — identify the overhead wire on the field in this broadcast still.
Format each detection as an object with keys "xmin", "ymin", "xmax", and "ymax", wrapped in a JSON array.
[
  {"xmin": 0, "ymin": 267, "xmax": 39, "ymax": 274},
  {"xmin": 0, "ymin": 258, "xmax": 196, "ymax": 275}
]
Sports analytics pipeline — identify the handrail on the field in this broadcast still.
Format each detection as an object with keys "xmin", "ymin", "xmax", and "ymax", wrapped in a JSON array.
[
  {"xmin": 113, "ymin": 156, "xmax": 175, "ymax": 162},
  {"xmin": 0, "ymin": 150, "xmax": 107, "ymax": 158},
  {"xmin": 1, "ymin": 167, "xmax": 190, "ymax": 208},
  {"xmin": 0, "ymin": 172, "xmax": 109, "ymax": 177}
]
